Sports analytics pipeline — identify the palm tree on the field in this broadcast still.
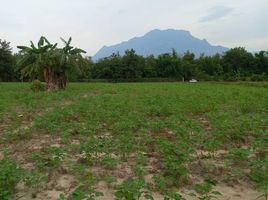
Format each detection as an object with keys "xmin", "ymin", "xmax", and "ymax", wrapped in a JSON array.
[{"xmin": 17, "ymin": 36, "xmax": 86, "ymax": 91}]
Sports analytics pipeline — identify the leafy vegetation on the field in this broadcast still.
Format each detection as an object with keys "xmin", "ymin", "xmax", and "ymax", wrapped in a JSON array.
[
  {"xmin": 0, "ymin": 156, "xmax": 22, "ymax": 200},
  {"xmin": 16, "ymin": 36, "xmax": 86, "ymax": 90},
  {"xmin": 192, "ymin": 181, "xmax": 221, "ymax": 200},
  {"xmin": 0, "ymin": 82, "xmax": 267, "ymax": 199},
  {"xmin": 30, "ymin": 79, "xmax": 45, "ymax": 92},
  {"xmin": 115, "ymin": 179, "xmax": 153, "ymax": 200},
  {"xmin": 58, "ymin": 186, "xmax": 104, "ymax": 200},
  {"xmin": 1, "ymin": 37, "xmax": 268, "ymax": 83}
]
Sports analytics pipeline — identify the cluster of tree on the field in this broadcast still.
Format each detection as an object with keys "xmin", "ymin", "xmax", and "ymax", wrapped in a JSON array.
[
  {"xmin": 91, "ymin": 48, "xmax": 268, "ymax": 81},
  {"xmin": 1, "ymin": 38, "xmax": 268, "ymax": 86},
  {"xmin": 1, "ymin": 37, "xmax": 86, "ymax": 90}
]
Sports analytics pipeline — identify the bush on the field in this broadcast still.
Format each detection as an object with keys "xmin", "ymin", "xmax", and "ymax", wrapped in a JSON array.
[
  {"xmin": 251, "ymin": 74, "xmax": 268, "ymax": 82},
  {"xmin": 222, "ymin": 74, "xmax": 238, "ymax": 82},
  {"xmin": 196, "ymin": 73, "xmax": 215, "ymax": 81},
  {"xmin": 30, "ymin": 80, "xmax": 45, "ymax": 92}
]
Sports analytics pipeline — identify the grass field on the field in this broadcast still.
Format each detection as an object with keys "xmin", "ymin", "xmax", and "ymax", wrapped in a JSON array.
[{"xmin": 0, "ymin": 82, "xmax": 267, "ymax": 200}]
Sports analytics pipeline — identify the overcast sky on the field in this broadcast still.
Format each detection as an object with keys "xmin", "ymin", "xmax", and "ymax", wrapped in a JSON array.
[{"xmin": 1, "ymin": 0, "xmax": 267, "ymax": 55}]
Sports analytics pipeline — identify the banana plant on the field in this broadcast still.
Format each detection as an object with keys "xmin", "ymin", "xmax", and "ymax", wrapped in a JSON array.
[{"xmin": 17, "ymin": 36, "xmax": 86, "ymax": 91}]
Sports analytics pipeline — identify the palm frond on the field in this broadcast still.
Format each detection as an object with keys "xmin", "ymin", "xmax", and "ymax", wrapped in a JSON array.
[
  {"xmin": 17, "ymin": 46, "xmax": 31, "ymax": 50},
  {"xmin": 42, "ymin": 36, "xmax": 51, "ymax": 45},
  {"xmin": 38, "ymin": 37, "xmax": 44, "ymax": 48},
  {"xmin": 30, "ymin": 41, "xmax": 37, "ymax": 50},
  {"xmin": 60, "ymin": 37, "xmax": 67, "ymax": 44},
  {"xmin": 67, "ymin": 37, "xmax": 72, "ymax": 45},
  {"xmin": 52, "ymin": 43, "xmax": 58, "ymax": 49}
]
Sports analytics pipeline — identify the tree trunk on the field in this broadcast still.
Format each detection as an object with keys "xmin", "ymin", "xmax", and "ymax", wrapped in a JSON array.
[{"xmin": 43, "ymin": 67, "xmax": 67, "ymax": 91}]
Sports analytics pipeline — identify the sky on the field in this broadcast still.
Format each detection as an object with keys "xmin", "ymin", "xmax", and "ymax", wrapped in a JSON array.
[{"xmin": 1, "ymin": 0, "xmax": 268, "ymax": 56}]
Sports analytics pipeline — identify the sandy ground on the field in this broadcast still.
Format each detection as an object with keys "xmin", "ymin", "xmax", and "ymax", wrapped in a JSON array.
[{"xmin": 13, "ymin": 176, "xmax": 263, "ymax": 200}]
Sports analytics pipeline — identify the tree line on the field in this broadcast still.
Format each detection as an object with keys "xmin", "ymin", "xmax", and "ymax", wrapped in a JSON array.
[{"xmin": 1, "ymin": 38, "xmax": 268, "ymax": 83}]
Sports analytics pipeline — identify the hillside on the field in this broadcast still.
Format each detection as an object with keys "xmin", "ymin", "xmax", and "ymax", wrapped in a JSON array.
[{"xmin": 93, "ymin": 29, "xmax": 228, "ymax": 60}]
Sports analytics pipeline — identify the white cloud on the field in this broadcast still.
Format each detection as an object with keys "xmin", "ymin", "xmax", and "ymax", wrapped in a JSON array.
[{"xmin": 199, "ymin": 6, "xmax": 233, "ymax": 22}]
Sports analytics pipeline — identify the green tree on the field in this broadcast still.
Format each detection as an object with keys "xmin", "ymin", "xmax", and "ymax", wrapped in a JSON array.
[
  {"xmin": 222, "ymin": 47, "xmax": 255, "ymax": 75},
  {"xmin": 90, "ymin": 48, "xmax": 268, "ymax": 82},
  {"xmin": 92, "ymin": 53, "xmax": 122, "ymax": 80},
  {"xmin": 181, "ymin": 51, "xmax": 196, "ymax": 80},
  {"xmin": 78, "ymin": 57, "xmax": 94, "ymax": 80},
  {"xmin": 143, "ymin": 55, "xmax": 157, "ymax": 78},
  {"xmin": 17, "ymin": 36, "xmax": 86, "ymax": 90},
  {"xmin": 121, "ymin": 49, "xmax": 145, "ymax": 79},
  {"xmin": 156, "ymin": 49, "xmax": 182, "ymax": 79},
  {"xmin": 106, "ymin": 53, "xmax": 123, "ymax": 80},
  {"xmin": 254, "ymin": 51, "xmax": 268, "ymax": 74},
  {"xmin": 0, "ymin": 39, "xmax": 15, "ymax": 81},
  {"xmin": 156, "ymin": 53, "xmax": 174, "ymax": 77},
  {"xmin": 198, "ymin": 54, "xmax": 222, "ymax": 76}
]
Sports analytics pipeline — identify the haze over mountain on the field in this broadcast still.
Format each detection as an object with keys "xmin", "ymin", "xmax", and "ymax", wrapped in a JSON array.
[{"xmin": 93, "ymin": 29, "xmax": 228, "ymax": 61}]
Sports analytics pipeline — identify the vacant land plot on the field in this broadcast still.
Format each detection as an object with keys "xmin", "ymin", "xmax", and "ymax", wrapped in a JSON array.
[{"xmin": 0, "ymin": 82, "xmax": 267, "ymax": 200}]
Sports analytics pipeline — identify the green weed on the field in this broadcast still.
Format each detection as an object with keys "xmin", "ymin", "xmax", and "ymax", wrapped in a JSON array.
[
  {"xmin": 192, "ymin": 180, "xmax": 221, "ymax": 200},
  {"xmin": 115, "ymin": 179, "xmax": 154, "ymax": 200},
  {"xmin": 0, "ymin": 157, "xmax": 22, "ymax": 200}
]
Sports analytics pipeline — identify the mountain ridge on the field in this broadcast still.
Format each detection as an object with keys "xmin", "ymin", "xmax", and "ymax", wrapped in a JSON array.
[{"xmin": 93, "ymin": 29, "xmax": 228, "ymax": 61}]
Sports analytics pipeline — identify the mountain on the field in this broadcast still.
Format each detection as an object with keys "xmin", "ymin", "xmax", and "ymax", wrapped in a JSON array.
[{"xmin": 93, "ymin": 29, "xmax": 228, "ymax": 61}]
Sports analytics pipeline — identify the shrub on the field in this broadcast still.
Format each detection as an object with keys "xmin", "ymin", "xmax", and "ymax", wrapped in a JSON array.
[
  {"xmin": 222, "ymin": 74, "xmax": 238, "ymax": 82},
  {"xmin": 30, "ymin": 80, "xmax": 45, "ymax": 92},
  {"xmin": 251, "ymin": 74, "xmax": 268, "ymax": 81}
]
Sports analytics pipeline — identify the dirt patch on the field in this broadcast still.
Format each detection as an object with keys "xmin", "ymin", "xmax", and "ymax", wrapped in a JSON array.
[
  {"xmin": 151, "ymin": 128, "xmax": 177, "ymax": 142},
  {"xmin": 96, "ymin": 181, "xmax": 115, "ymax": 200},
  {"xmin": 196, "ymin": 116, "xmax": 212, "ymax": 133},
  {"xmin": 14, "ymin": 171, "xmax": 77, "ymax": 200},
  {"xmin": 188, "ymin": 113, "xmax": 213, "ymax": 133},
  {"xmin": 12, "ymin": 121, "xmax": 34, "ymax": 137},
  {"xmin": 60, "ymin": 100, "xmax": 74, "ymax": 107},
  {"xmin": 54, "ymin": 174, "xmax": 77, "ymax": 193},
  {"xmin": 189, "ymin": 159, "xmax": 229, "ymax": 181},
  {"xmin": 194, "ymin": 149, "xmax": 228, "ymax": 159},
  {"xmin": 145, "ymin": 157, "xmax": 161, "ymax": 174},
  {"xmin": 8, "ymin": 133, "xmax": 62, "ymax": 170},
  {"xmin": 94, "ymin": 180, "xmax": 262, "ymax": 200},
  {"xmin": 178, "ymin": 182, "xmax": 262, "ymax": 200},
  {"xmin": 0, "ymin": 114, "xmax": 13, "ymax": 137},
  {"xmin": 214, "ymin": 183, "xmax": 261, "ymax": 200},
  {"xmin": 0, "ymin": 151, "xmax": 4, "ymax": 160},
  {"xmin": 15, "ymin": 190, "xmax": 63, "ymax": 200},
  {"xmin": 0, "ymin": 123, "xmax": 8, "ymax": 134},
  {"xmin": 22, "ymin": 134, "xmax": 61, "ymax": 152}
]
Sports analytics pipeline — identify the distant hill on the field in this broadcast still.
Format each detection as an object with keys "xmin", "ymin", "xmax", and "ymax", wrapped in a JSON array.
[{"xmin": 93, "ymin": 29, "xmax": 228, "ymax": 61}]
